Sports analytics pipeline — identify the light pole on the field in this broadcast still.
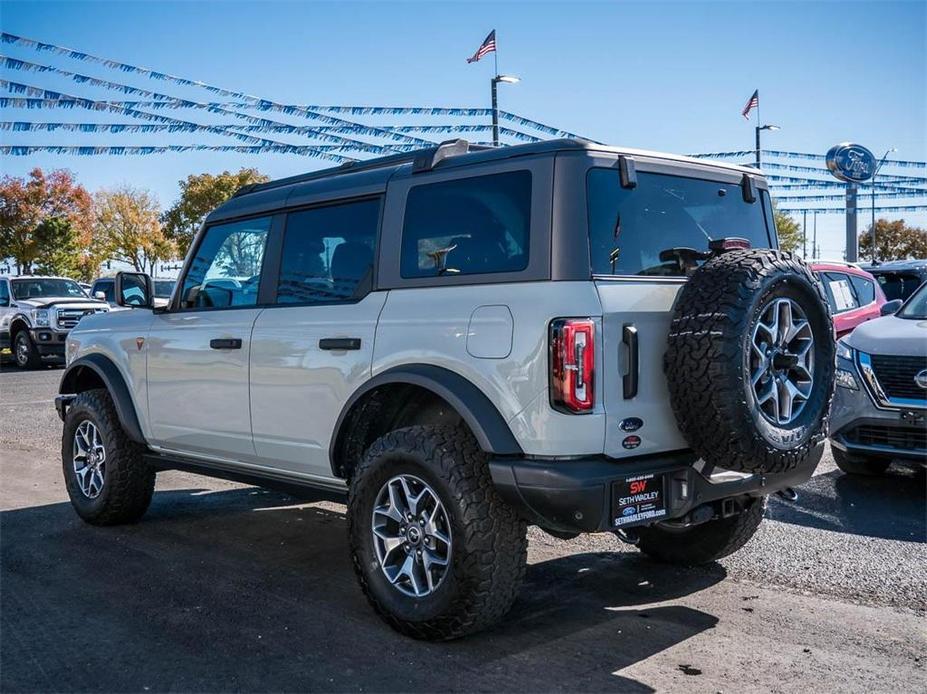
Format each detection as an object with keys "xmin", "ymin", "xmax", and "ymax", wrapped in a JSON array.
[
  {"xmin": 754, "ymin": 124, "xmax": 780, "ymax": 167},
  {"xmin": 491, "ymin": 74, "xmax": 519, "ymax": 147},
  {"xmin": 869, "ymin": 147, "xmax": 897, "ymax": 264}
]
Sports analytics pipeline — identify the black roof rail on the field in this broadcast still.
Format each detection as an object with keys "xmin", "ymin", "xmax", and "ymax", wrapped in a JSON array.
[{"xmin": 232, "ymin": 139, "xmax": 483, "ymax": 198}]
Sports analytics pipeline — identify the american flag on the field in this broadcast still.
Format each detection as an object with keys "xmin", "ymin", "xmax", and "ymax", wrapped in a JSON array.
[
  {"xmin": 742, "ymin": 89, "xmax": 759, "ymax": 119},
  {"xmin": 467, "ymin": 30, "xmax": 496, "ymax": 64}
]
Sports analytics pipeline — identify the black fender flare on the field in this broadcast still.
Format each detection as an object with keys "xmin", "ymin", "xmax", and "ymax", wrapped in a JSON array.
[
  {"xmin": 330, "ymin": 364, "xmax": 523, "ymax": 470},
  {"xmin": 59, "ymin": 354, "xmax": 146, "ymax": 444}
]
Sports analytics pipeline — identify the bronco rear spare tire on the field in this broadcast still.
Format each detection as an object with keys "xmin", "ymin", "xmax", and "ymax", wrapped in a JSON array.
[{"xmin": 664, "ymin": 249, "xmax": 834, "ymax": 474}]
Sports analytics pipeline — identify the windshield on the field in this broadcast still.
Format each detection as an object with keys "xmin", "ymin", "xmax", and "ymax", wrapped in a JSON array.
[
  {"xmin": 872, "ymin": 271, "xmax": 924, "ymax": 301},
  {"xmin": 897, "ymin": 281, "xmax": 927, "ymax": 319},
  {"xmin": 153, "ymin": 280, "xmax": 176, "ymax": 298},
  {"xmin": 587, "ymin": 169, "xmax": 773, "ymax": 276},
  {"xmin": 12, "ymin": 278, "xmax": 86, "ymax": 300}
]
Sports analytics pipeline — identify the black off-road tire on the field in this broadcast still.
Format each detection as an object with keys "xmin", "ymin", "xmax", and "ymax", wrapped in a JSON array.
[
  {"xmin": 348, "ymin": 425, "xmax": 527, "ymax": 640},
  {"xmin": 13, "ymin": 331, "xmax": 41, "ymax": 369},
  {"xmin": 664, "ymin": 249, "xmax": 835, "ymax": 474},
  {"xmin": 636, "ymin": 496, "xmax": 767, "ymax": 565},
  {"xmin": 833, "ymin": 447, "xmax": 890, "ymax": 476},
  {"xmin": 61, "ymin": 389, "xmax": 155, "ymax": 525}
]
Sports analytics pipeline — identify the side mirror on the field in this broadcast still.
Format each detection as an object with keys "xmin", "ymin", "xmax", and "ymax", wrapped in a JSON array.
[
  {"xmin": 880, "ymin": 299, "xmax": 903, "ymax": 316},
  {"xmin": 94, "ymin": 291, "xmax": 107, "ymax": 301},
  {"xmin": 115, "ymin": 272, "xmax": 154, "ymax": 309}
]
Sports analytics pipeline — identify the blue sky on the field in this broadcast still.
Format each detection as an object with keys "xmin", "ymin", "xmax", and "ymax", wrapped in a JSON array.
[{"xmin": 1, "ymin": 0, "xmax": 925, "ymax": 258}]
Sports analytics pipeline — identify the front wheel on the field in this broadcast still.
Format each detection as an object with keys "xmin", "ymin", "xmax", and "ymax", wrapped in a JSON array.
[
  {"xmin": 347, "ymin": 425, "xmax": 527, "ymax": 640},
  {"xmin": 636, "ymin": 496, "xmax": 767, "ymax": 565},
  {"xmin": 14, "ymin": 331, "xmax": 41, "ymax": 369},
  {"xmin": 833, "ymin": 447, "xmax": 890, "ymax": 476},
  {"xmin": 61, "ymin": 389, "xmax": 156, "ymax": 525}
]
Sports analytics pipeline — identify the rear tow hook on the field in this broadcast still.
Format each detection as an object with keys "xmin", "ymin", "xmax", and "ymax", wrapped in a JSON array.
[
  {"xmin": 614, "ymin": 529, "xmax": 640, "ymax": 546},
  {"xmin": 776, "ymin": 487, "xmax": 799, "ymax": 502}
]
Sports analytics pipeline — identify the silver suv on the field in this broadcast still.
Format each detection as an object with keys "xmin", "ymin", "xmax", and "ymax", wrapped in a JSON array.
[
  {"xmin": 0, "ymin": 275, "xmax": 108, "ymax": 369},
  {"xmin": 55, "ymin": 140, "xmax": 835, "ymax": 639},
  {"xmin": 830, "ymin": 280, "xmax": 927, "ymax": 474}
]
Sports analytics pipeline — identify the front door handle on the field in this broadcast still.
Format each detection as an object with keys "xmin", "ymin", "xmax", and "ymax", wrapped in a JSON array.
[
  {"xmin": 319, "ymin": 337, "xmax": 361, "ymax": 351},
  {"xmin": 210, "ymin": 338, "xmax": 242, "ymax": 350}
]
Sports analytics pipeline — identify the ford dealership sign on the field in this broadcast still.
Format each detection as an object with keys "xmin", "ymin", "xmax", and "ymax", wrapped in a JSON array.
[{"xmin": 826, "ymin": 143, "xmax": 877, "ymax": 183}]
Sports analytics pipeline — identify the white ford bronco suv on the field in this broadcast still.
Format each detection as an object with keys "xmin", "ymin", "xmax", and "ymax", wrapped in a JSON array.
[{"xmin": 56, "ymin": 139, "xmax": 835, "ymax": 640}]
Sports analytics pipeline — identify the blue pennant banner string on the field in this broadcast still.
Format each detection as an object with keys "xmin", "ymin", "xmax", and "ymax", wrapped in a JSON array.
[
  {"xmin": 767, "ymin": 180, "xmax": 926, "ymax": 193},
  {"xmin": 0, "ymin": 58, "xmax": 422, "ymax": 152},
  {"xmin": 0, "ymin": 35, "xmax": 439, "ymax": 147},
  {"xmin": 691, "ymin": 150, "xmax": 926, "ymax": 169},
  {"xmin": 0, "ymin": 144, "xmax": 366, "ymax": 156},
  {"xmin": 0, "ymin": 81, "xmax": 358, "ymax": 162},
  {"xmin": 773, "ymin": 191, "xmax": 926, "ymax": 202},
  {"xmin": 0, "ymin": 120, "xmax": 542, "ymax": 143},
  {"xmin": 777, "ymin": 204, "xmax": 927, "ymax": 214},
  {"xmin": 760, "ymin": 161, "xmax": 927, "ymax": 183}
]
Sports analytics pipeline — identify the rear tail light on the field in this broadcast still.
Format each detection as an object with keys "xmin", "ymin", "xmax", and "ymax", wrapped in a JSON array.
[{"xmin": 550, "ymin": 318, "xmax": 595, "ymax": 413}]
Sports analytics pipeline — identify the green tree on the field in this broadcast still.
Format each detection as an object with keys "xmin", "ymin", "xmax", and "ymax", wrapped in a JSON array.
[
  {"xmin": 858, "ymin": 219, "xmax": 927, "ymax": 261},
  {"xmin": 33, "ymin": 217, "xmax": 81, "ymax": 277},
  {"xmin": 162, "ymin": 168, "xmax": 268, "ymax": 257},
  {"xmin": 0, "ymin": 168, "xmax": 92, "ymax": 274},
  {"xmin": 774, "ymin": 209, "xmax": 805, "ymax": 254}
]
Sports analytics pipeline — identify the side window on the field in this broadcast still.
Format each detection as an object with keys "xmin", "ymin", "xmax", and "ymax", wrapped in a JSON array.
[
  {"xmin": 276, "ymin": 199, "xmax": 380, "ymax": 304},
  {"xmin": 0, "ymin": 280, "xmax": 9, "ymax": 306},
  {"xmin": 848, "ymin": 274, "xmax": 875, "ymax": 306},
  {"xmin": 400, "ymin": 171, "xmax": 531, "ymax": 278},
  {"xmin": 824, "ymin": 272, "xmax": 859, "ymax": 314},
  {"xmin": 93, "ymin": 280, "xmax": 115, "ymax": 303},
  {"xmin": 180, "ymin": 216, "xmax": 271, "ymax": 309}
]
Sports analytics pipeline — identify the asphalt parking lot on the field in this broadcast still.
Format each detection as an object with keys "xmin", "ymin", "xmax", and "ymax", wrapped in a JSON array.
[{"xmin": 1, "ymin": 366, "xmax": 925, "ymax": 693}]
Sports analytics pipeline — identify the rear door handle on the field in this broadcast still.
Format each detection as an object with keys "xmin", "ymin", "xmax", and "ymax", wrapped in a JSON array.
[
  {"xmin": 319, "ymin": 337, "xmax": 361, "ymax": 351},
  {"xmin": 622, "ymin": 324, "xmax": 638, "ymax": 399},
  {"xmin": 210, "ymin": 338, "xmax": 242, "ymax": 350}
]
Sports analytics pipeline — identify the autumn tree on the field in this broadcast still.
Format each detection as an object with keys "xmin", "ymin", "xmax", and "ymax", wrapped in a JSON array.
[
  {"xmin": 858, "ymin": 219, "xmax": 927, "ymax": 261},
  {"xmin": 773, "ymin": 209, "xmax": 805, "ymax": 255},
  {"xmin": 162, "ymin": 168, "xmax": 268, "ymax": 257},
  {"xmin": 0, "ymin": 168, "xmax": 93, "ymax": 274},
  {"xmin": 32, "ymin": 217, "xmax": 81, "ymax": 277},
  {"xmin": 94, "ymin": 186, "xmax": 175, "ymax": 274}
]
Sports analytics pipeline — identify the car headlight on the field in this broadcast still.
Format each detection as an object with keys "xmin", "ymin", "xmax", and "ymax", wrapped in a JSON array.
[
  {"xmin": 31, "ymin": 308, "xmax": 50, "ymax": 327},
  {"xmin": 836, "ymin": 339, "xmax": 854, "ymax": 361}
]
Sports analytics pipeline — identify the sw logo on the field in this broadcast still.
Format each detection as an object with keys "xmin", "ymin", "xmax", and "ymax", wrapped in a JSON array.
[{"xmin": 630, "ymin": 480, "xmax": 648, "ymax": 494}]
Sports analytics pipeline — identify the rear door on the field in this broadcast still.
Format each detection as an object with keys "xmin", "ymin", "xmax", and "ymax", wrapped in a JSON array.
[
  {"xmin": 249, "ymin": 197, "xmax": 384, "ymax": 480},
  {"xmin": 583, "ymin": 160, "xmax": 776, "ymax": 459}
]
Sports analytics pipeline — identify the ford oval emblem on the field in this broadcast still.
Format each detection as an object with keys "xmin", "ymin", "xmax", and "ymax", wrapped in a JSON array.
[
  {"xmin": 915, "ymin": 369, "xmax": 927, "ymax": 390},
  {"xmin": 826, "ymin": 142, "xmax": 877, "ymax": 183},
  {"xmin": 619, "ymin": 417, "xmax": 643, "ymax": 432}
]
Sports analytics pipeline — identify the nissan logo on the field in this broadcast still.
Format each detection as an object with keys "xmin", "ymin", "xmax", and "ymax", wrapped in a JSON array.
[{"xmin": 915, "ymin": 369, "xmax": 927, "ymax": 390}]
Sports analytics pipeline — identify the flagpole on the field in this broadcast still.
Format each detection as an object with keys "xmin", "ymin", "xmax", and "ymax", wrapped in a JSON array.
[
  {"xmin": 754, "ymin": 90, "xmax": 761, "ymax": 168},
  {"xmin": 492, "ymin": 31, "xmax": 499, "ymax": 147}
]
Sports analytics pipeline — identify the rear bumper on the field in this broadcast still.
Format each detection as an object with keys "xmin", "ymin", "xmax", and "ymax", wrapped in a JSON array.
[{"xmin": 489, "ymin": 446, "xmax": 822, "ymax": 534}]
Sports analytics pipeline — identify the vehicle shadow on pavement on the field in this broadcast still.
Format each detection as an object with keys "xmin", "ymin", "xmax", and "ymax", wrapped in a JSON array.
[
  {"xmin": 1, "ymin": 486, "xmax": 723, "ymax": 693},
  {"xmin": 768, "ymin": 467, "xmax": 926, "ymax": 543}
]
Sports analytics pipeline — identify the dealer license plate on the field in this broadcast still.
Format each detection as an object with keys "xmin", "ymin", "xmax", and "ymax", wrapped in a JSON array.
[{"xmin": 612, "ymin": 472, "xmax": 667, "ymax": 527}]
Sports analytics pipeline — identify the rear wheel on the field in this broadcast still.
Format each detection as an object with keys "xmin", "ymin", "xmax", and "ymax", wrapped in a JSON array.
[
  {"xmin": 348, "ymin": 425, "xmax": 527, "ymax": 640},
  {"xmin": 833, "ymin": 447, "xmax": 890, "ymax": 476},
  {"xmin": 14, "ymin": 331, "xmax": 41, "ymax": 369},
  {"xmin": 636, "ymin": 496, "xmax": 767, "ymax": 565},
  {"xmin": 61, "ymin": 389, "xmax": 155, "ymax": 525}
]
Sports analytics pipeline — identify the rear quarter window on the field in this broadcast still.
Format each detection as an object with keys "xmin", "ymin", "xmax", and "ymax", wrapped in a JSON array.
[
  {"xmin": 400, "ymin": 171, "xmax": 531, "ymax": 278},
  {"xmin": 586, "ymin": 169, "xmax": 773, "ymax": 277}
]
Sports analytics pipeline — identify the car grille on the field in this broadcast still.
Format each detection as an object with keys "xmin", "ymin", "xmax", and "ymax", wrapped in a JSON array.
[
  {"xmin": 869, "ymin": 354, "xmax": 927, "ymax": 402},
  {"xmin": 845, "ymin": 425, "xmax": 927, "ymax": 452},
  {"xmin": 56, "ymin": 308, "xmax": 100, "ymax": 330}
]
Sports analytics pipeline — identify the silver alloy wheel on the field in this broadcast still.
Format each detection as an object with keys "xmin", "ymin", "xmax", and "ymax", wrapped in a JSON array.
[
  {"xmin": 72, "ymin": 420, "xmax": 106, "ymax": 499},
  {"xmin": 749, "ymin": 297, "xmax": 815, "ymax": 425},
  {"xmin": 15, "ymin": 333, "xmax": 30, "ymax": 366},
  {"xmin": 371, "ymin": 474, "xmax": 452, "ymax": 598}
]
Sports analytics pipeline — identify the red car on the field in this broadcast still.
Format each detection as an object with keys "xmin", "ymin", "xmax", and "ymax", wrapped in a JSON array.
[{"xmin": 810, "ymin": 261, "xmax": 887, "ymax": 339}]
